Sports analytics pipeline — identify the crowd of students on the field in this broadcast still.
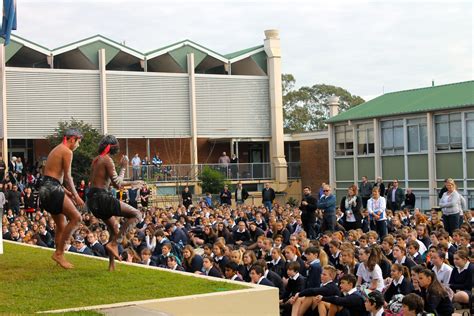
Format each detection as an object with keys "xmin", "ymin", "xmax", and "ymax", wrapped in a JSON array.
[{"xmin": 2, "ymin": 176, "xmax": 474, "ymax": 316}]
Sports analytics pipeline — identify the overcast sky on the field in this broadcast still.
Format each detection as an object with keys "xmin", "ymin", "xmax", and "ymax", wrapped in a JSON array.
[{"xmin": 19, "ymin": 0, "xmax": 473, "ymax": 100}]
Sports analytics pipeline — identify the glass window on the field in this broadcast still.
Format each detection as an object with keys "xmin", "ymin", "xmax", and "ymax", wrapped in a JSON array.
[
  {"xmin": 382, "ymin": 120, "xmax": 404, "ymax": 154},
  {"xmin": 435, "ymin": 113, "xmax": 462, "ymax": 150},
  {"xmin": 466, "ymin": 112, "xmax": 474, "ymax": 149},
  {"xmin": 335, "ymin": 125, "xmax": 354, "ymax": 156},
  {"xmin": 407, "ymin": 117, "xmax": 427, "ymax": 153},
  {"xmin": 357, "ymin": 123, "xmax": 374, "ymax": 155}
]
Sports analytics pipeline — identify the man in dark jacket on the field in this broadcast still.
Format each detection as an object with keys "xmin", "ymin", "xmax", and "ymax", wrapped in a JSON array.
[
  {"xmin": 387, "ymin": 179, "xmax": 404, "ymax": 211},
  {"xmin": 300, "ymin": 186, "xmax": 318, "ymax": 239},
  {"xmin": 219, "ymin": 185, "xmax": 232, "ymax": 205},
  {"xmin": 262, "ymin": 182, "xmax": 276, "ymax": 211},
  {"xmin": 181, "ymin": 186, "xmax": 192, "ymax": 209},
  {"xmin": 234, "ymin": 182, "xmax": 249, "ymax": 205}
]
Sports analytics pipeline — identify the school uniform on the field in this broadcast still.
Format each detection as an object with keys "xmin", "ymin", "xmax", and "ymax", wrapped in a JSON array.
[
  {"xmin": 384, "ymin": 275, "xmax": 414, "ymax": 302},
  {"xmin": 322, "ymin": 288, "xmax": 368, "ymax": 316}
]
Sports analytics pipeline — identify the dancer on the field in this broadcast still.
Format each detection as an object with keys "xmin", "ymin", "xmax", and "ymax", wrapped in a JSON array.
[
  {"xmin": 39, "ymin": 128, "xmax": 84, "ymax": 269},
  {"xmin": 87, "ymin": 135, "xmax": 142, "ymax": 271}
]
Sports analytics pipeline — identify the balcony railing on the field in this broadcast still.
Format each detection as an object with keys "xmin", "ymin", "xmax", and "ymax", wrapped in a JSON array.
[{"xmin": 128, "ymin": 163, "xmax": 273, "ymax": 182}]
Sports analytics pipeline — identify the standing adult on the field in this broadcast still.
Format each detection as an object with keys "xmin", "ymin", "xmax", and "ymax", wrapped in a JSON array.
[
  {"xmin": 340, "ymin": 184, "xmax": 362, "ymax": 231},
  {"xmin": 181, "ymin": 186, "xmax": 193, "ymax": 209},
  {"xmin": 219, "ymin": 185, "xmax": 232, "ymax": 206},
  {"xmin": 234, "ymin": 182, "xmax": 249, "ymax": 206},
  {"xmin": 359, "ymin": 176, "xmax": 373, "ymax": 208},
  {"xmin": 230, "ymin": 154, "xmax": 239, "ymax": 179},
  {"xmin": 374, "ymin": 177, "xmax": 385, "ymax": 197},
  {"xmin": 367, "ymin": 187, "xmax": 388, "ymax": 240},
  {"xmin": 262, "ymin": 182, "xmax": 276, "ymax": 211},
  {"xmin": 0, "ymin": 155, "xmax": 6, "ymax": 181},
  {"xmin": 317, "ymin": 185, "xmax": 336, "ymax": 232},
  {"xmin": 39, "ymin": 128, "xmax": 84, "ymax": 269},
  {"xmin": 404, "ymin": 188, "xmax": 416, "ymax": 210},
  {"xmin": 218, "ymin": 152, "xmax": 230, "ymax": 178},
  {"xmin": 6, "ymin": 184, "xmax": 21, "ymax": 215},
  {"xmin": 86, "ymin": 135, "xmax": 143, "ymax": 271},
  {"xmin": 140, "ymin": 184, "xmax": 150, "ymax": 209},
  {"xmin": 439, "ymin": 178, "xmax": 462, "ymax": 235},
  {"xmin": 386, "ymin": 179, "xmax": 404, "ymax": 211},
  {"xmin": 300, "ymin": 186, "xmax": 318, "ymax": 239},
  {"xmin": 131, "ymin": 153, "xmax": 141, "ymax": 180}
]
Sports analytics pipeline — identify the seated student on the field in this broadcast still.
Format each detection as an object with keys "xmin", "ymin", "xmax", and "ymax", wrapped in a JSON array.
[
  {"xmin": 328, "ymin": 240, "xmax": 343, "ymax": 270},
  {"xmin": 249, "ymin": 264, "xmax": 274, "ymax": 286},
  {"xmin": 407, "ymin": 240, "xmax": 424, "ymax": 264},
  {"xmin": 304, "ymin": 246, "xmax": 323, "ymax": 289},
  {"xmin": 224, "ymin": 262, "xmax": 243, "ymax": 281},
  {"xmin": 364, "ymin": 290, "xmax": 385, "ymax": 316},
  {"xmin": 157, "ymin": 243, "xmax": 174, "ymax": 267},
  {"xmin": 166, "ymin": 255, "xmax": 184, "ymax": 271},
  {"xmin": 401, "ymin": 293, "xmax": 426, "ymax": 316},
  {"xmin": 290, "ymin": 265, "xmax": 341, "ymax": 316},
  {"xmin": 283, "ymin": 245, "xmax": 306, "ymax": 277},
  {"xmin": 381, "ymin": 235, "xmax": 395, "ymax": 262},
  {"xmin": 449, "ymin": 249, "xmax": 473, "ymax": 305},
  {"xmin": 384, "ymin": 263, "xmax": 414, "ymax": 302},
  {"xmin": 417, "ymin": 268, "xmax": 454, "ymax": 315},
  {"xmin": 430, "ymin": 250, "xmax": 452, "ymax": 286},
  {"xmin": 212, "ymin": 242, "xmax": 229, "ymax": 273},
  {"xmin": 255, "ymin": 259, "xmax": 285, "ymax": 299},
  {"xmin": 338, "ymin": 249, "xmax": 359, "ymax": 282},
  {"xmin": 140, "ymin": 248, "xmax": 157, "ymax": 266},
  {"xmin": 392, "ymin": 244, "xmax": 416, "ymax": 270},
  {"xmin": 201, "ymin": 255, "xmax": 223, "ymax": 278},
  {"xmin": 356, "ymin": 247, "xmax": 384, "ymax": 292},
  {"xmin": 317, "ymin": 274, "xmax": 367, "ymax": 316},
  {"xmin": 268, "ymin": 247, "xmax": 286, "ymax": 277},
  {"xmin": 182, "ymin": 245, "xmax": 203, "ymax": 273},
  {"xmin": 280, "ymin": 261, "xmax": 306, "ymax": 316}
]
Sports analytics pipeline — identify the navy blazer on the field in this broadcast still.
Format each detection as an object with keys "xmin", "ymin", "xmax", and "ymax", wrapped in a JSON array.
[
  {"xmin": 305, "ymin": 261, "xmax": 322, "ymax": 289},
  {"xmin": 258, "ymin": 277, "xmax": 275, "ymax": 287}
]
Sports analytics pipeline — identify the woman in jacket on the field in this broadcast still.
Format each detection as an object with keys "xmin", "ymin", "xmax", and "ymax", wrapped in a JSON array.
[{"xmin": 340, "ymin": 184, "xmax": 362, "ymax": 231}]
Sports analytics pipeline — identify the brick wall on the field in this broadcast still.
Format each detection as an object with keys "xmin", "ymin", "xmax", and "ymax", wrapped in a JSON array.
[
  {"xmin": 197, "ymin": 138, "xmax": 230, "ymax": 164},
  {"xmin": 300, "ymin": 139, "xmax": 329, "ymax": 192},
  {"xmin": 118, "ymin": 138, "xmax": 191, "ymax": 164}
]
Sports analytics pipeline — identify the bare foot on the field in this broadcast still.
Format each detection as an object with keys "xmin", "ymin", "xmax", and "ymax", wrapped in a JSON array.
[
  {"xmin": 52, "ymin": 253, "xmax": 74, "ymax": 269},
  {"xmin": 105, "ymin": 242, "xmax": 122, "ymax": 261}
]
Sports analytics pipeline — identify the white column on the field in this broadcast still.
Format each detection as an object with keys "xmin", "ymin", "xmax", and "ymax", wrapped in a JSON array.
[
  {"xmin": 352, "ymin": 122, "xmax": 358, "ymax": 184},
  {"xmin": 461, "ymin": 111, "xmax": 468, "ymax": 196},
  {"xmin": 187, "ymin": 53, "xmax": 198, "ymax": 179},
  {"xmin": 0, "ymin": 44, "xmax": 5, "ymax": 254},
  {"xmin": 98, "ymin": 49, "xmax": 108, "ymax": 134},
  {"xmin": 427, "ymin": 112, "xmax": 437, "ymax": 206},
  {"xmin": 403, "ymin": 119, "xmax": 409, "ymax": 188},
  {"xmin": 373, "ymin": 118, "xmax": 382, "ymax": 179},
  {"xmin": 264, "ymin": 29, "xmax": 287, "ymax": 191}
]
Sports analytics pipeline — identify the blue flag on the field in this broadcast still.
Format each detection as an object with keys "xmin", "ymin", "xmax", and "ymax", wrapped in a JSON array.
[{"xmin": 1, "ymin": 0, "xmax": 17, "ymax": 45}]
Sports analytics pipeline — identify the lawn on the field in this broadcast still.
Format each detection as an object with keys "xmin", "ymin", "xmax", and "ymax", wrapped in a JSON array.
[{"xmin": 0, "ymin": 242, "xmax": 247, "ymax": 314}]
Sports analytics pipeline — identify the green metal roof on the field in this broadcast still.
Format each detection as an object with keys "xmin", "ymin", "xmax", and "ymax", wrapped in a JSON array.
[
  {"xmin": 224, "ymin": 45, "xmax": 264, "ymax": 59},
  {"xmin": 145, "ymin": 39, "xmax": 227, "ymax": 60},
  {"xmin": 326, "ymin": 80, "xmax": 474, "ymax": 123}
]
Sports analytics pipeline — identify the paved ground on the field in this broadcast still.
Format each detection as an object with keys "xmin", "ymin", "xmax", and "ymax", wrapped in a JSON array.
[{"xmin": 100, "ymin": 305, "xmax": 172, "ymax": 316}]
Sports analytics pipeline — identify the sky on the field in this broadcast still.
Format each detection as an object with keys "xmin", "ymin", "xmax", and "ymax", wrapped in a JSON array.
[{"xmin": 18, "ymin": 0, "xmax": 473, "ymax": 101}]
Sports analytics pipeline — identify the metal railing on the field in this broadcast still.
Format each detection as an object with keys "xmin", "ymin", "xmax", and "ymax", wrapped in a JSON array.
[{"xmin": 128, "ymin": 162, "xmax": 273, "ymax": 182}]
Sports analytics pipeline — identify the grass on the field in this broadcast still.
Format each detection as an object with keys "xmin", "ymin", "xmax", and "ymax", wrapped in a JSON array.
[{"xmin": 0, "ymin": 242, "xmax": 247, "ymax": 315}]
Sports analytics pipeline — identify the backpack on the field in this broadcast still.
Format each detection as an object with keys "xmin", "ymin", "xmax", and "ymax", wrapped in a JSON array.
[{"xmin": 169, "ymin": 241, "xmax": 183, "ymax": 264}]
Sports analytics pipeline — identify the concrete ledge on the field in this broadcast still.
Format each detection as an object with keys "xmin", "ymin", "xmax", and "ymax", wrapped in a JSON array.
[{"xmin": 3, "ymin": 242, "xmax": 278, "ymax": 315}]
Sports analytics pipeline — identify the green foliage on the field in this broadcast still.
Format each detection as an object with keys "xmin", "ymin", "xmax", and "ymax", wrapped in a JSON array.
[
  {"xmin": 46, "ymin": 118, "xmax": 102, "ymax": 183},
  {"xmin": 282, "ymin": 74, "xmax": 365, "ymax": 133},
  {"xmin": 0, "ymin": 242, "xmax": 246, "ymax": 314},
  {"xmin": 287, "ymin": 196, "xmax": 299, "ymax": 207},
  {"xmin": 199, "ymin": 166, "xmax": 228, "ymax": 194}
]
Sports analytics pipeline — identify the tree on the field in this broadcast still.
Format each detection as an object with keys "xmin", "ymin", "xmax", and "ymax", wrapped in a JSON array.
[
  {"xmin": 47, "ymin": 118, "xmax": 102, "ymax": 184},
  {"xmin": 199, "ymin": 166, "xmax": 228, "ymax": 194},
  {"xmin": 282, "ymin": 74, "xmax": 365, "ymax": 133}
]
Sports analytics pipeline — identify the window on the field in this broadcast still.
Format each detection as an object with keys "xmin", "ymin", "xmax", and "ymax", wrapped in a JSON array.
[
  {"xmin": 413, "ymin": 190, "xmax": 430, "ymax": 210},
  {"xmin": 382, "ymin": 120, "xmax": 404, "ymax": 154},
  {"xmin": 466, "ymin": 112, "xmax": 474, "ymax": 149},
  {"xmin": 407, "ymin": 118, "xmax": 428, "ymax": 152},
  {"xmin": 435, "ymin": 113, "xmax": 462, "ymax": 150},
  {"xmin": 468, "ymin": 191, "xmax": 474, "ymax": 209},
  {"xmin": 335, "ymin": 125, "xmax": 353, "ymax": 156},
  {"xmin": 357, "ymin": 123, "xmax": 374, "ymax": 155}
]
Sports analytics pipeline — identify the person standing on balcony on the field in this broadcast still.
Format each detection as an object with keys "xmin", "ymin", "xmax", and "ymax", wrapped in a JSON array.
[
  {"xmin": 131, "ymin": 153, "xmax": 141, "ymax": 180},
  {"xmin": 230, "ymin": 154, "xmax": 238, "ymax": 179},
  {"xmin": 182, "ymin": 186, "xmax": 193, "ymax": 209},
  {"xmin": 218, "ymin": 152, "xmax": 230, "ymax": 178},
  {"xmin": 235, "ymin": 182, "xmax": 249, "ymax": 206},
  {"xmin": 262, "ymin": 182, "xmax": 276, "ymax": 211},
  {"xmin": 359, "ymin": 176, "xmax": 372, "ymax": 209}
]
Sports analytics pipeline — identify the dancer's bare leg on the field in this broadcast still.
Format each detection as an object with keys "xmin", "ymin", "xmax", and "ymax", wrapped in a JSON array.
[
  {"xmin": 51, "ymin": 196, "xmax": 81, "ymax": 269},
  {"xmin": 118, "ymin": 201, "xmax": 142, "ymax": 239},
  {"xmin": 104, "ymin": 217, "xmax": 120, "ymax": 271}
]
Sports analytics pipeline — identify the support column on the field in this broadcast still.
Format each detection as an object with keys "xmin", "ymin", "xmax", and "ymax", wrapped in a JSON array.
[
  {"xmin": 264, "ymin": 29, "xmax": 287, "ymax": 191},
  {"xmin": 352, "ymin": 121, "xmax": 358, "ymax": 183},
  {"xmin": 0, "ymin": 44, "xmax": 5, "ymax": 254},
  {"xmin": 373, "ymin": 118, "xmax": 382, "ymax": 179},
  {"xmin": 125, "ymin": 138, "xmax": 130, "ymax": 179},
  {"xmin": 427, "ymin": 112, "xmax": 437, "ymax": 206},
  {"xmin": 187, "ymin": 53, "xmax": 198, "ymax": 180},
  {"xmin": 98, "ymin": 49, "xmax": 108, "ymax": 134},
  {"xmin": 328, "ymin": 124, "xmax": 336, "ymax": 189}
]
